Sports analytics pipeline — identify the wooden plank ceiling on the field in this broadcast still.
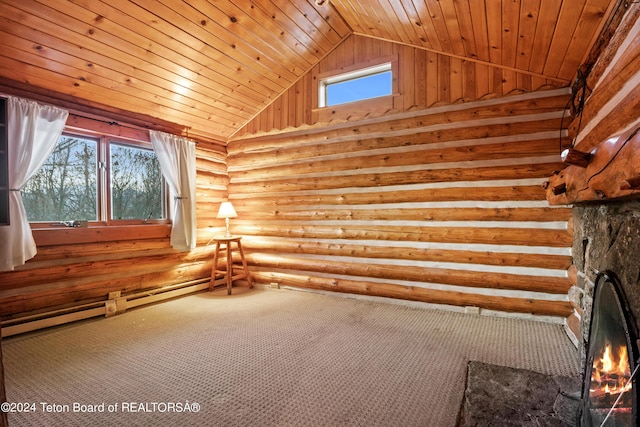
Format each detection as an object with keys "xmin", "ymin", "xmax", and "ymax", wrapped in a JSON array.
[{"xmin": 0, "ymin": 0, "xmax": 620, "ymax": 143}]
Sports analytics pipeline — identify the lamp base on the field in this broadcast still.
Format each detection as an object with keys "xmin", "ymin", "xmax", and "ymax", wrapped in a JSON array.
[{"xmin": 224, "ymin": 217, "xmax": 232, "ymax": 237}]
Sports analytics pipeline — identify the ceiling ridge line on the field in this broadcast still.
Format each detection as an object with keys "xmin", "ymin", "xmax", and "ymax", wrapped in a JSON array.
[
  {"xmin": 353, "ymin": 32, "xmax": 570, "ymax": 86},
  {"xmin": 226, "ymin": 31, "xmax": 354, "ymax": 143}
]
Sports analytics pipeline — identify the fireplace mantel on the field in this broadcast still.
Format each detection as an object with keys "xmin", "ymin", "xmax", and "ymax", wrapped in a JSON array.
[{"xmin": 545, "ymin": 125, "xmax": 640, "ymax": 205}]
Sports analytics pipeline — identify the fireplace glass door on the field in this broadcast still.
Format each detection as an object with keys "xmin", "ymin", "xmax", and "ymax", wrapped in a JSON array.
[{"xmin": 582, "ymin": 273, "xmax": 637, "ymax": 426}]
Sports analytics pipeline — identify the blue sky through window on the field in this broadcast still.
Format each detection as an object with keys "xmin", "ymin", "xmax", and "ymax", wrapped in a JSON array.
[{"xmin": 326, "ymin": 70, "xmax": 392, "ymax": 106}]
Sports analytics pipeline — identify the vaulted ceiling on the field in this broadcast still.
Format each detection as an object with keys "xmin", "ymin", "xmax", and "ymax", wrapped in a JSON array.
[{"xmin": 0, "ymin": 0, "xmax": 623, "ymax": 143}]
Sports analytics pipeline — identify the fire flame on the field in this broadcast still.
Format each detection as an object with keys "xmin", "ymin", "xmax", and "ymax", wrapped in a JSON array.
[
  {"xmin": 590, "ymin": 343, "xmax": 632, "ymax": 399},
  {"xmin": 602, "ymin": 345, "xmax": 613, "ymax": 373}
]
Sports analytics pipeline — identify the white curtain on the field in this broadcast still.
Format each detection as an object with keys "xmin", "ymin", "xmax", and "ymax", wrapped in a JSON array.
[
  {"xmin": 0, "ymin": 97, "xmax": 68, "ymax": 271},
  {"xmin": 150, "ymin": 130, "xmax": 197, "ymax": 252}
]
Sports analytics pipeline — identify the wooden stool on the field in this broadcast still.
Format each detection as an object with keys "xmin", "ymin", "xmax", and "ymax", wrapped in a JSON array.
[{"xmin": 210, "ymin": 236, "xmax": 252, "ymax": 295}]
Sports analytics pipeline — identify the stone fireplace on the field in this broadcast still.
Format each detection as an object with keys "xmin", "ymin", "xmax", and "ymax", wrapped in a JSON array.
[
  {"xmin": 581, "ymin": 272, "xmax": 636, "ymax": 425},
  {"xmin": 573, "ymin": 200, "xmax": 640, "ymax": 425}
]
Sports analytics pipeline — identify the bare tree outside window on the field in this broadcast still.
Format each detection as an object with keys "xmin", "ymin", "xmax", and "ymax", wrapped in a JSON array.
[
  {"xmin": 23, "ymin": 135, "xmax": 166, "ymax": 224},
  {"xmin": 110, "ymin": 143, "xmax": 163, "ymax": 220},
  {"xmin": 23, "ymin": 136, "xmax": 97, "ymax": 222}
]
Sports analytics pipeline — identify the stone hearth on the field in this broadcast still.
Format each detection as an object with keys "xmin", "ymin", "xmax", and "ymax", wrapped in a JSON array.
[
  {"xmin": 459, "ymin": 200, "xmax": 640, "ymax": 426},
  {"xmin": 458, "ymin": 362, "xmax": 581, "ymax": 426}
]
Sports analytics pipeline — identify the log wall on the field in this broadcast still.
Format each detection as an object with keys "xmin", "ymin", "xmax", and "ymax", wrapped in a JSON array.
[
  {"xmin": 235, "ymin": 35, "xmax": 566, "ymax": 137},
  {"xmin": 0, "ymin": 134, "xmax": 229, "ymax": 322},
  {"xmin": 0, "ymin": 34, "xmax": 578, "ymax": 326},
  {"xmin": 227, "ymin": 88, "xmax": 575, "ymax": 318},
  {"xmin": 544, "ymin": 5, "xmax": 640, "ymax": 343}
]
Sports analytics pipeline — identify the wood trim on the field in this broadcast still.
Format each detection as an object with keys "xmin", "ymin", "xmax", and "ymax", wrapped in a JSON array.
[
  {"xmin": 66, "ymin": 114, "xmax": 151, "ymax": 143},
  {"xmin": 32, "ymin": 225, "xmax": 171, "ymax": 247}
]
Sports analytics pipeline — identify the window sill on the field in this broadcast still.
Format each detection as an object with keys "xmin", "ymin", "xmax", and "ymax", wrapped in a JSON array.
[{"xmin": 32, "ymin": 224, "xmax": 172, "ymax": 246}]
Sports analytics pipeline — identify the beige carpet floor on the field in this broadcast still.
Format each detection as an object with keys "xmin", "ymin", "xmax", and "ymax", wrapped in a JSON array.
[{"xmin": 2, "ymin": 287, "xmax": 580, "ymax": 427}]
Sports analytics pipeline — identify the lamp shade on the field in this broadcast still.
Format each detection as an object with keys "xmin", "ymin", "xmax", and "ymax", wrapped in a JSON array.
[{"xmin": 216, "ymin": 201, "xmax": 237, "ymax": 219}]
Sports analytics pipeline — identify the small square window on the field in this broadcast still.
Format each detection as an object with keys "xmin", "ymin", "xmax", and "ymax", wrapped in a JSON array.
[{"xmin": 319, "ymin": 63, "xmax": 392, "ymax": 107}]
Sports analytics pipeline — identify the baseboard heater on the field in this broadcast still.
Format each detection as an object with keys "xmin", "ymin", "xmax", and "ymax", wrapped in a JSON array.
[{"xmin": 1, "ymin": 278, "xmax": 212, "ymax": 338}]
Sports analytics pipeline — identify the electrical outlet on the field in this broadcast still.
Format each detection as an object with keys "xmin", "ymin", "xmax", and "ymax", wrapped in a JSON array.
[{"xmin": 465, "ymin": 306, "xmax": 480, "ymax": 316}]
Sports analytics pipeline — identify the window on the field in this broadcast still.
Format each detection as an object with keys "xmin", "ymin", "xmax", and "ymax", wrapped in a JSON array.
[
  {"xmin": 319, "ymin": 62, "xmax": 392, "ymax": 107},
  {"xmin": 23, "ymin": 135, "xmax": 98, "ymax": 222},
  {"xmin": 22, "ymin": 132, "xmax": 166, "ymax": 225},
  {"xmin": 110, "ymin": 142, "xmax": 164, "ymax": 220}
]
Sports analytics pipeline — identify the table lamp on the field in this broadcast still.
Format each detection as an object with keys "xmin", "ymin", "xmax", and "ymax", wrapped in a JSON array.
[{"xmin": 217, "ymin": 201, "xmax": 237, "ymax": 237}]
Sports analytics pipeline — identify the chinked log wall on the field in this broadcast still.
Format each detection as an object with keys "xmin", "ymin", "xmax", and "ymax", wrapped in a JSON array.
[
  {"xmin": 544, "ymin": 6, "xmax": 640, "ymax": 346},
  {"xmin": 0, "ymin": 140, "xmax": 229, "ymax": 326},
  {"xmin": 227, "ymin": 88, "xmax": 575, "ymax": 318},
  {"xmin": 237, "ymin": 34, "xmax": 567, "ymax": 134}
]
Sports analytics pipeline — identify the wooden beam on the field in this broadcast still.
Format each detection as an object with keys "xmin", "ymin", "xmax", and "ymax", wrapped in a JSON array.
[
  {"xmin": 251, "ymin": 271, "xmax": 574, "ymax": 317},
  {"xmin": 546, "ymin": 126, "xmax": 640, "ymax": 204},
  {"xmin": 241, "ymin": 238, "xmax": 572, "ymax": 270},
  {"xmin": 229, "ymin": 162, "xmax": 565, "ymax": 193},
  {"xmin": 246, "ymin": 254, "xmax": 571, "ymax": 294},
  {"xmin": 234, "ymin": 224, "xmax": 571, "ymax": 247},
  {"xmin": 233, "ymin": 207, "xmax": 567, "ymax": 223}
]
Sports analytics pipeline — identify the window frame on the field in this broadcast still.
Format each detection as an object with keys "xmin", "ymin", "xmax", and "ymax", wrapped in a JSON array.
[
  {"xmin": 318, "ymin": 62, "xmax": 393, "ymax": 108},
  {"xmin": 106, "ymin": 138, "xmax": 169, "ymax": 225},
  {"xmin": 313, "ymin": 56, "xmax": 399, "ymax": 123},
  {"xmin": 28, "ymin": 127, "xmax": 170, "ymax": 229}
]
